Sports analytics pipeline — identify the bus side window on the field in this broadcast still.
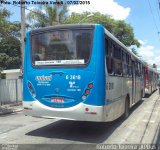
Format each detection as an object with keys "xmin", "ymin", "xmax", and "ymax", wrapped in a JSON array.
[
  {"xmin": 135, "ymin": 61, "xmax": 140, "ymax": 77},
  {"xmin": 114, "ymin": 46, "xmax": 121, "ymax": 60},
  {"xmin": 123, "ymin": 52, "xmax": 126, "ymax": 74},
  {"xmin": 113, "ymin": 45, "xmax": 122, "ymax": 76},
  {"xmin": 138, "ymin": 63, "xmax": 142, "ymax": 77},
  {"xmin": 138, "ymin": 63, "xmax": 140, "ymax": 76},
  {"xmin": 107, "ymin": 39, "xmax": 113, "ymax": 57},
  {"xmin": 105, "ymin": 38, "xmax": 108, "ymax": 55},
  {"xmin": 107, "ymin": 58, "xmax": 114, "ymax": 74},
  {"xmin": 105, "ymin": 37, "xmax": 114, "ymax": 75},
  {"xmin": 128, "ymin": 56, "xmax": 132, "ymax": 76},
  {"xmin": 126, "ymin": 53, "xmax": 130, "ymax": 76},
  {"xmin": 114, "ymin": 60, "xmax": 122, "ymax": 75}
]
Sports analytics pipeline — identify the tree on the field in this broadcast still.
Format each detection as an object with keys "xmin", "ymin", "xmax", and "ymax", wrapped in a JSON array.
[
  {"xmin": 0, "ymin": 36, "xmax": 21, "ymax": 70},
  {"xmin": 0, "ymin": 7, "xmax": 11, "ymax": 37},
  {"xmin": 0, "ymin": 6, "xmax": 21, "ymax": 71},
  {"xmin": 131, "ymin": 47, "xmax": 138, "ymax": 56},
  {"xmin": 27, "ymin": 4, "xmax": 68, "ymax": 28},
  {"xmin": 64, "ymin": 12, "xmax": 113, "ymax": 29},
  {"xmin": 0, "ymin": 6, "xmax": 21, "ymax": 38},
  {"xmin": 63, "ymin": 12, "xmax": 140, "ymax": 47},
  {"xmin": 110, "ymin": 20, "xmax": 140, "ymax": 47}
]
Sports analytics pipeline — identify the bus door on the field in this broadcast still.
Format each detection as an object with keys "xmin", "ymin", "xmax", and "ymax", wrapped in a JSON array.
[{"xmin": 132, "ymin": 61, "xmax": 136, "ymax": 104}]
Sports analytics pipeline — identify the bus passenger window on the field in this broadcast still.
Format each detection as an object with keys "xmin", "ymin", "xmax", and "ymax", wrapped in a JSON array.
[
  {"xmin": 135, "ymin": 62, "xmax": 139, "ymax": 76},
  {"xmin": 105, "ymin": 38, "xmax": 108, "ymax": 55},
  {"xmin": 122, "ymin": 51, "xmax": 127, "ymax": 63},
  {"xmin": 105, "ymin": 40, "xmax": 112, "ymax": 57},
  {"xmin": 123, "ymin": 64, "xmax": 127, "ymax": 75},
  {"xmin": 107, "ymin": 57, "xmax": 114, "ymax": 74},
  {"xmin": 114, "ymin": 46, "xmax": 121, "ymax": 60},
  {"xmin": 114, "ymin": 60, "xmax": 122, "ymax": 75},
  {"xmin": 126, "ymin": 54, "xmax": 129, "ymax": 64}
]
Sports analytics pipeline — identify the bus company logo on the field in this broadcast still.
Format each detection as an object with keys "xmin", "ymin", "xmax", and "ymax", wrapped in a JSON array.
[
  {"xmin": 35, "ymin": 75, "xmax": 52, "ymax": 81},
  {"xmin": 69, "ymin": 81, "xmax": 75, "ymax": 88}
]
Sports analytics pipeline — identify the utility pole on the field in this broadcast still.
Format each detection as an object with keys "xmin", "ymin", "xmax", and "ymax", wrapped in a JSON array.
[{"xmin": 21, "ymin": 0, "xmax": 25, "ymax": 73}]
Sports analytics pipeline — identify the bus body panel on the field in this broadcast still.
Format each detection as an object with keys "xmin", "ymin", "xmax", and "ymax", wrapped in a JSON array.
[
  {"xmin": 145, "ymin": 66, "xmax": 158, "ymax": 95},
  {"xmin": 105, "ymin": 76, "xmax": 130, "ymax": 121},
  {"xmin": 23, "ymin": 24, "xmax": 106, "ymax": 121},
  {"xmin": 104, "ymin": 28, "xmax": 144, "ymax": 121},
  {"xmin": 23, "ymin": 24, "xmax": 155, "ymax": 122},
  {"xmin": 91, "ymin": 25, "xmax": 105, "ymax": 106}
]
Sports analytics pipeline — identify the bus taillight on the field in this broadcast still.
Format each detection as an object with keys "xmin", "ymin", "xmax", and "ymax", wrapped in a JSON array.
[
  {"xmin": 82, "ymin": 83, "xmax": 93, "ymax": 100},
  {"xmin": 28, "ymin": 83, "xmax": 32, "ymax": 87},
  {"xmin": 88, "ymin": 83, "xmax": 93, "ymax": 89},
  {"xmin": 28, "ymin": 82, "xmax": 36, "ymax": 97},
  {"xmin": 85, "ymin": 89, "xmax": 90, "ymax": 95}
]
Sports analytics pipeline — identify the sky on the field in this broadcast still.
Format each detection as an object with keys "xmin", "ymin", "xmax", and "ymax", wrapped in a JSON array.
[{"xmin": 2, "ymin": 0, "xmax": 160, "ymax": 70}]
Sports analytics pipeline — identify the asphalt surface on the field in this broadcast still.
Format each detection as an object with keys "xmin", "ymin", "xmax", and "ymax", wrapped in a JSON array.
[{"xmin": 0, "ymin": 91, "xmax": 159, "ymax": 150}]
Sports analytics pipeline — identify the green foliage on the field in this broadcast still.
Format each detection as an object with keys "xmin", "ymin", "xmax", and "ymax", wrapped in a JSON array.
[
  {"xmin": 27, "ymin": 5, "xmax": 68, "ymax": 28},
  {"xmin": 0, "ymin": 7, "xmax": 11, "ymax": 20},
  {"xmin": 26, "ymin": 5, "xmax": 140, "ymax": 47},
  {"xmin": 131, "ymin": 47, "xmax": 138, "ymax": 56},
  {"xmin": 1, "ymin": 74, "xmax": 6, "ymax": 79},
  {"xmin": 63, "ymin": 12, "xmax": 112, "ymax": 26},
  {"xmin": 0, "ymin": 5, "xmax": 141, "ymax": 73},
  {"xmin": 63, "ymin": 12, "xmax": 140, "ymax": 47},
  {"xmin": 110, "ymin": 20, "xmax": 140, "ymax": 47},
  {"xmin": 0, "ymin": 36, "xmax": 21, "ymax": 70},
  {"xmin": 0, "ymin": 6, "xmax": 21, "ymax": 71}
]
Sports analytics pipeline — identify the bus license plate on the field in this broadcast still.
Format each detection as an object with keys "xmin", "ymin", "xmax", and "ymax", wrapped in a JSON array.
[{"xmin": 51, "ymin": 98, "xmax": 64, "ymax": 103}]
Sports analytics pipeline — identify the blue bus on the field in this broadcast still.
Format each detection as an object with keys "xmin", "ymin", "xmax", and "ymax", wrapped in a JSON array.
[{"xmin": 23, "ymin": 24, "xmax": 144, "ymax": 122}]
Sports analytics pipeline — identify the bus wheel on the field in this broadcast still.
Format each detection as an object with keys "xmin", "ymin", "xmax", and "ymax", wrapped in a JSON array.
[
  {"xmin": 140, "ymin": 90, "xmax": 143, "ymax": 100},
  {"xmin": 123, "ymin": 98, "xmax": 130, "ymax": 119}
]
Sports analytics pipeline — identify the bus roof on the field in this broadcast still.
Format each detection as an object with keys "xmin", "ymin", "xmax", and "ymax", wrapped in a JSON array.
[{"xmin": 30, "ymin": 24, "xmax": 95, "ymax": 34}]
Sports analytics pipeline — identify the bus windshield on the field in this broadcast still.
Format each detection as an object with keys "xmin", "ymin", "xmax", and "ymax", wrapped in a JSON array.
[{"xmin": 31, "ymin": 29, "xmax": 93, "ymax": 66}]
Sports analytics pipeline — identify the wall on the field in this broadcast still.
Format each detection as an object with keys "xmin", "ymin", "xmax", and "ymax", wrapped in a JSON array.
[
  {"xmin": 0, "ymin": 79, "xmax": 22, "ymax": 105},
  {"xmin": 6, "ymin": 72, "xmax": 21, "ymax": 79}
]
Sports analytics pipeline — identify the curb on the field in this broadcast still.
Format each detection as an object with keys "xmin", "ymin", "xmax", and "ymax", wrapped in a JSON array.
[
  {"xmin": 153, "ymin": 123, "xmax": 160, "ymax": 144},
  {"xmin": 0, "ymin": 108, "xmax": 23, "ymax": 116}
]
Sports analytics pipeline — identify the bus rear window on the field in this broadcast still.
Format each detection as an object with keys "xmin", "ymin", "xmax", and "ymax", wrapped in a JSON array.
[{"xmin": 31, "ymin": 29, "xmax": 93, "ymax": 66}]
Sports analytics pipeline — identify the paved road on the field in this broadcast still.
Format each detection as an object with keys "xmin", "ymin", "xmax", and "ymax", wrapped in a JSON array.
[{"xmin": 0, "ymin": 91, "xmax": 160, "ymax": 150}]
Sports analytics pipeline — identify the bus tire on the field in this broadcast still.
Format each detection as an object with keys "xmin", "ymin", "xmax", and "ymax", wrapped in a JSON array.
[
  {"xmin": 141, "ymin": 90, "xmax": 143, "ymax": 100},
  {"xmin": 123, "ymin": 97, "xmax": 130, "ymax": 119}
]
